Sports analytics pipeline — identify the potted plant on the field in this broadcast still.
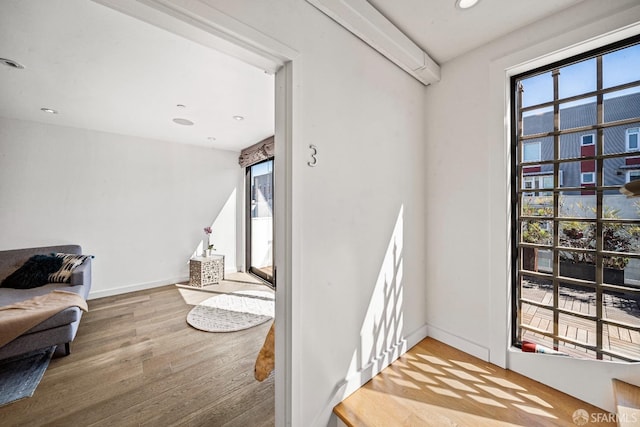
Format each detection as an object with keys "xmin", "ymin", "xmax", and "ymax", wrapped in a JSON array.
[{"xmin": 559, "ymin": 207, "xmax": 632, "ymax": 285}]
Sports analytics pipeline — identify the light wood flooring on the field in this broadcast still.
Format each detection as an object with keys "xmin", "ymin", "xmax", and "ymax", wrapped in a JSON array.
[
  {"xmin": 0, "ymin": 273, "xmax": 275, "ymax": 427},
  {"xmin": 335, "ymin": 337, "xmax": 617, "ymax": 427}
]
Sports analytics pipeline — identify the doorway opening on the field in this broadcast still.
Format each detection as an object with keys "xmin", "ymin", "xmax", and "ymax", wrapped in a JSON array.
[{"xmin": 246, "ymin": 158, "xmax": 275, "ymax": 285}]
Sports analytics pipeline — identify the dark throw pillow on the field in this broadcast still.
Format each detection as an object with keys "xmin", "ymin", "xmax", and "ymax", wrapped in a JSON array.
[{"xmin": 0, "ymin": 255, "xmax": 64, "ymax": 289}]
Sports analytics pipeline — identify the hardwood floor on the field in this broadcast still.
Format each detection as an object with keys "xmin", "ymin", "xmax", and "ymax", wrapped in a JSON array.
[
  {"xmin": 0, "ymin": 274, "xmax": 275, "ymax": 427},
  {"xmin": 335, "ymin": 337, "xmax": 617, "ymax": 427}
]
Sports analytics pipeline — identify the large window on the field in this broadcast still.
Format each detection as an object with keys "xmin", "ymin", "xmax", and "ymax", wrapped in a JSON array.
[{"xmin": 512, "ymin": 36, "xmax": 640, "ymax": 362}]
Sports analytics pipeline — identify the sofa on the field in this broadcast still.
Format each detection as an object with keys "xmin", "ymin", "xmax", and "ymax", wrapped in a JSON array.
[{"xmin": 0, "ymin": 244, "xmax": 92, "ymax": 359}]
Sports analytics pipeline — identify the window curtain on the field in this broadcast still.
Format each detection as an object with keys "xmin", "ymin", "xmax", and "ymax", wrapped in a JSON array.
[{"xmin": 238, "ymin": 136, "xmax": 274, "ymax": 168}]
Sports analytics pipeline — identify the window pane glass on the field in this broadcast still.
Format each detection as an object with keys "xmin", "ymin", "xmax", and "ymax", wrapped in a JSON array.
[
  {"xmin": 521, "ymin": 196, "xmax": 553, "ymax": 217},
  {"xmin": 604, "ymin": 291, "xmax": 640, "ymax": 328},
  {"xmin": 559, "ymin": 59, "xmax": 596, "ymax": 99},
  {"xmin": 559, "ymin": 133, "xmax": 583, "ymax": 160},
  {"xmin": 560, "ymin": 221, "xmax": 596, "ymax": 250},
  {"xmin": 557, "ymin": 161, "xmax": 592, "ymax": 191},
  {"xmin": 559, "ymin": 284, "xmax": 597, "ymax": 316},
  {"xmin": 603, "ymin": 43, "xmax": 640, "ymax": 89},
  {"xmin": 520, "ymin": 72, "xmax": 553, "ymax": 108},
  {"xmin": 560, "ymin": 97, "xmax": 596, "ymax": 130},
  {"xmin": 603, "ymin": 158, "xmax": 627, "ymax": 188},
  {"xmin": 604, "ymin": 123, "xmax": 640, "ymax": 155},
  {"xmin": 520, "ymin": 275, "xmax": 553, "ymax": 305},
  {"xmin": 522, "ymin": 107, "xmax": 553, "ymax": 135},
  {"xmin": 602, "ymin": 222, "xmax": 640, "ymax": 255},
  {"xmin": 603, "ymin": 325, "xmax": 640, "ymax": 361},
  {"xmin": 521, "ymin": 220, "xmax": 552, "ymax": 246},
  {"xmin": 520, "ymin": 304, "xmax": 554, "ymax": 335},
  {"xmin": 559, "ymin": 311, "xmax": 596, "ymax": 353},
  {"xmin": 603, "ymin": 256, "xmax": 633, "ymax": 283},
  {"xmin": 604, "ymin": 90, "xmax": 640, "ymax": 123},
  {"xmin": 603, "ymin": 194, "xmax": 640, "ymax": 221},
  {"xmin": 559, "ymin": 192, "xmax": 596, "ymax": 218}
]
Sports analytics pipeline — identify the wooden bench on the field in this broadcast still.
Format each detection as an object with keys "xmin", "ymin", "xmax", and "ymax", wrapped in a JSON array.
[{"xmin": 612, "ymin": 379, "xmax": 640, "ymax": 427}]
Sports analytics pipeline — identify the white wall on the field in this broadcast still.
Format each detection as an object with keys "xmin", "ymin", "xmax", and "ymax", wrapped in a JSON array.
[
  {"xmin": 162, "ymin": 1, "xmax": 429, "ymax": 425},
  {"xmin": 425, "ymin": 0, "xmax": 640, "ymax": 414},
  {"xmin": 0, "ymin": 116, "xmax": 244, "ymax": 297}
]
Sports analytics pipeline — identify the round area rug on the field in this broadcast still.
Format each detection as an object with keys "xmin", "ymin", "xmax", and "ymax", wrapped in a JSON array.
[{"xmin": 186, "ymin": 290, "xmax": 274, "ymax": 332}]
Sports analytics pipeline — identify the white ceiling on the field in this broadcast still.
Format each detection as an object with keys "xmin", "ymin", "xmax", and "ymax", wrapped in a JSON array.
[
  {"xmin": 368, "ymin": 0, "xmax": 585, "ymax": 64},
  {"xmin": 0, "ymin": 0, "xmax": 586, "ymax": 152},
  {"xmin": 0, "ymin": 0, "xmax": 275, "ymax": 152}
]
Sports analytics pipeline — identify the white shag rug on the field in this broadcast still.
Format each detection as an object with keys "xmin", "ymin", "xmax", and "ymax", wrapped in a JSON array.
[{"xmin": 186, "ymin": 290, "xmax": 274, "ymax": 332}]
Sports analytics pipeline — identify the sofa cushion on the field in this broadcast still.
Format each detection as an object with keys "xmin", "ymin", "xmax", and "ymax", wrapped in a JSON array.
[
  {"xmin": 0, "ymin": 255, "xmax": 64, "ymax": 289},
  {"xmin": 48, "ymin": 253, "xmax": 93, "ymax": 284}
]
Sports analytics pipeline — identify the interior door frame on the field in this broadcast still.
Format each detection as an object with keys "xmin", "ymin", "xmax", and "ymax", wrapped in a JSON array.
[{"xmin": 91, "ymin": 1, "xmax": 298, "ymax": 424}]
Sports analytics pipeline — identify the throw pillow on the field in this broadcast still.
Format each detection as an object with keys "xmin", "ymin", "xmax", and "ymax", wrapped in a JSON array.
[
  {"xmin": 48, "ymin": 253, "xmax": 93, "ymax": 284},
  {"xmin": 0, "ymin": 255, "xmax": 64, "ymax": 289}
]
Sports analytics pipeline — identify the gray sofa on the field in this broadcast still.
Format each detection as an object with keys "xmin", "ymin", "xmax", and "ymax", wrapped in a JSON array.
[{"xmin": 0, "ymin": 244, "xmax": 92, "ymax": 359}]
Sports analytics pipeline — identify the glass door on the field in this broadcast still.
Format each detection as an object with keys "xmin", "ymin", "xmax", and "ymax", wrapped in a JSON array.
[{"xmin": 246, "ymin": 158, "xmax": 274, "ymax": 285}]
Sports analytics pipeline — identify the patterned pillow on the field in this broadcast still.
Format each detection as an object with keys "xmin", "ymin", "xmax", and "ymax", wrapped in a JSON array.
[{"xmin": 48, "ymin": 253, "xmax": 93, "ymax": 284}]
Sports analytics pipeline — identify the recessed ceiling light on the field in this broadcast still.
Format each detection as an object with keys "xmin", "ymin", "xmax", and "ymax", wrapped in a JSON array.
[
  {"xmin": 173, "ymin": 118, "xmax": 194, "ymax": 126},
  {"xmin": 233, "ymin": 115, "xmax": 244, "ymax": 121},
  {"xmin": 207, "ymin": 137, "xmax": 217, "ymax": 141},
  {"xmin": 455, "ymin": 0, "xmax": 480, "ymax": 9},
  {"xmin": 40, "ymin": 108, "xmax": 58, "ymax": 114},
  {"xmin": 0, "ymin": 58, "xmax": 24, "ymax": 69}
]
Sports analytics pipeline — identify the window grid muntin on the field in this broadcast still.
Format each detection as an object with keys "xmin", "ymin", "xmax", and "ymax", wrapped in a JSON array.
[{"xmin": 514, "ymin": 41, "xmax": 640, "ymax": 362}]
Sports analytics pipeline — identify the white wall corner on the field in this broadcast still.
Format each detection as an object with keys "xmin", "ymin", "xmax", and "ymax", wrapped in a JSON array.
[
  {"xmin": 426, "ymin": 324, "xmax": 491, "ymax": 362},
  {"xmin": 305, "ymin": 0, "xmax": 440, "ymax": 85}
]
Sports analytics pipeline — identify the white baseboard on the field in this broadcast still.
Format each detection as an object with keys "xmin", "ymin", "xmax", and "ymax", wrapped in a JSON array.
[
  {"xmin": 426, "ymin": 323, "xmax": 490, "ymax": 361},
  {"xmin": 314, "ymin": 323, "xmax": 428, "ymax": 427},
  {"xmin": 87, "ymin": 276, "xmax": 189, "ymax": 299}
]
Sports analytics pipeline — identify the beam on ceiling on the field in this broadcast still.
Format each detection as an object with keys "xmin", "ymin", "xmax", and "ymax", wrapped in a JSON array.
[{"xmin": 306, "ymin": 0, "xmax": 440, "ymax": 86}]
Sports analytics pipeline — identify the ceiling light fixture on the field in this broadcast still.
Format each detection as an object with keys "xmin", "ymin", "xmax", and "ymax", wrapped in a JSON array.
[
  {"xmin": 0, "ymin": 58, "xmax": 24, "ymax": 69},
  {"xmin": 233, "ymin": 115, "xmax": 244, "ymax": 121},
  {"xmin": 172, "ymin": 118, "xmax": 194, "ymax": 126},
  {"xmin": 40, "ymin": 108, "xmax": 58, "ymax": 114},
  {"xmin": 455, "ymin": 0, "xmax": 480, "ymax": 9}
]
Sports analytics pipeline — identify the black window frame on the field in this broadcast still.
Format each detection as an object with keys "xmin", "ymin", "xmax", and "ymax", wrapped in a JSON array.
[{"xmin": 511, "ymin": 34, "xmax": 640, "ymax": 362}]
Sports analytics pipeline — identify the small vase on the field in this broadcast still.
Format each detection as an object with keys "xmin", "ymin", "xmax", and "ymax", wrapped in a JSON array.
[{"xmin": 203, "ymin": 249, "xmax": 211, "ymax": 257}]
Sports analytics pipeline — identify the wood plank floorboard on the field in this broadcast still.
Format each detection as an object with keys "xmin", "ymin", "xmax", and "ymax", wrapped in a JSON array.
[
  {"xmin": 0, "ymin": 277, "xmax": 274, "ymax": 427},
  {"xmin": 335, "ymin": 337, "xmax": 617, "ymax": 427}
]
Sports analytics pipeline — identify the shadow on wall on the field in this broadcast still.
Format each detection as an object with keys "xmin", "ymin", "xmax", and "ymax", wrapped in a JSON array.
[
  {"xmin": 191, "ymin": 188, "xmax": 238, "ymax": 271},
  {"xmin": 314, "ymin": 204, "xmax": 406, "ymax": 426}
]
